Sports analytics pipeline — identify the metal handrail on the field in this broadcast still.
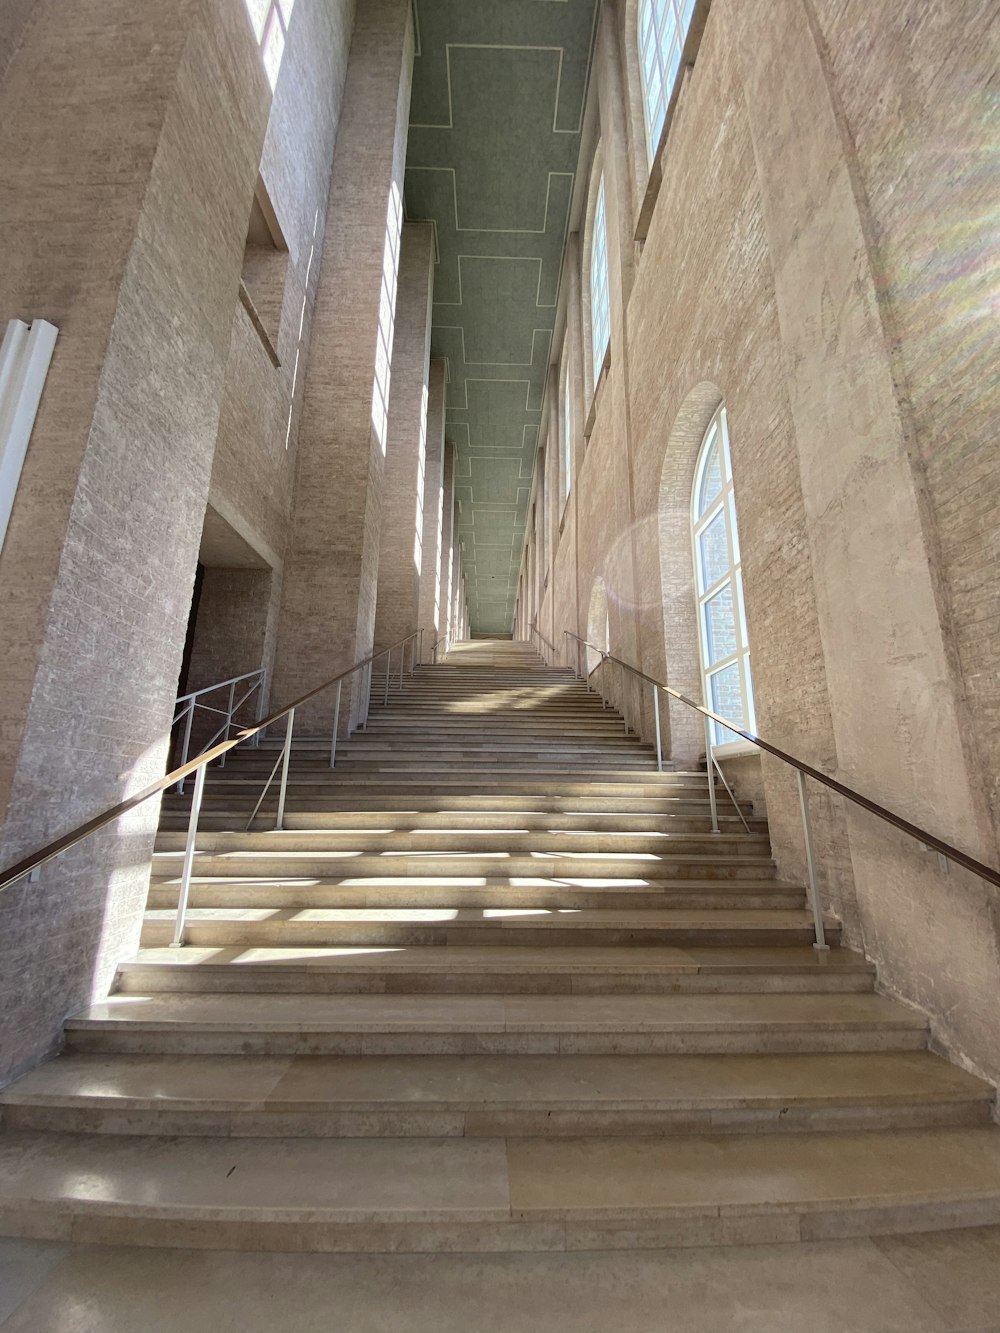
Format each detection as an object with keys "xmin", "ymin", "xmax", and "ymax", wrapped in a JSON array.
[
  {"xmin": 528, "ymin": 623, "xmax": 558, "ymax": 664},
  {"xmin": 245, "ymin": 628, "xmax": 423, "ymax": 830},
  {"xmin": 0, "ymin": 630, "xmax": 424, "ymax": 935},
  {"xmin": 561, "ymin": 630, "xmax": 1000, "ymax": 949},
  {"xmin": 172, "ymin": 668, "xmax": 266, "ymax": 794}
]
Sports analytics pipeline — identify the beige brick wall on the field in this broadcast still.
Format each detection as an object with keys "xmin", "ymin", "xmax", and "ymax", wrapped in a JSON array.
[
  {"xmin": 270, "ymin": 0, "xmax": 413, "ymax": 734},
  {"xmin": 532, "ymin": 0, "xmax": 1000, "ymax": 1083},
  {"xmin": 374, "ymin": 223, "xmax": 434, "ymax": 655},
  {"xmin": 0, "ymin": 0, "xmax": 357, "ymax": 1083}
]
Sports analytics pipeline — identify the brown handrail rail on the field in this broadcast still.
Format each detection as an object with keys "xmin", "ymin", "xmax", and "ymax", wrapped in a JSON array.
[
  {"xmin": 528, "ymin": 623, "xmax": 559, "ymax": 659},
  {"xmin": 564, "ymin": 629, "xmax": 1000, "ymax": 889},
  {"xmin": 0, "ymin": 631, "xmax": 422, "ymax": 893}
]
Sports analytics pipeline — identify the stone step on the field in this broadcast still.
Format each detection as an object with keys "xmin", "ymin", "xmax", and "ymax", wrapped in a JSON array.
[
  {"xmin": 138, "ymin": 905, "xmax": 838, "ymax": 950},
  {"xmin": 156, "ymin": 809, "xmax": 764, "ymax": 836},
  {"xmin": 117, "ymin": 945, "xmax": 877, "ymax": 996},
  {"xmin": 150, "ymin": 849, "xmax": 780, "ymax": 882},
  {"xmin": 200, "ymin": 774, "xmax": 698, "ymax": 794},
  {"xmin": 164, "ymin": 793, "xmax": 740, "ymax": 815},
  {"xmin": 7, "ymin": 1125, "xmax": 1000, "ymax": 1252},
  {"xmin": 2, "ymin": 1051, "xmax": 989, "ymax": 1139},
  {"xmin": 143, "ymin": 879, "xmax": 803, "ymax": 912},
  {"xmin": 152, "ymin": 830, "xmax": 772, "ymax": 857},
  {"xmin": 64, "ymin": 991, "xmax": 921, "ymax": 1056}
]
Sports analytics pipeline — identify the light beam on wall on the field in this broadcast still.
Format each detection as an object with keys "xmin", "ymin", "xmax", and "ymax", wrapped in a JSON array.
[{"xmin": 371, "ymin": 181, "xmax": 404, "ymax": 455}]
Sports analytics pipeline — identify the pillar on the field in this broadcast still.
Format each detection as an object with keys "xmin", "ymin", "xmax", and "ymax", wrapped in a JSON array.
[
  {"xmin": 373, "ymin": 223, "xmax": 434, "ymax": 654},
  {"xmin": 272, "ymin": 0, "xmax": 413, "ymax": 731},
  {"xmin": 417, "ymin": 359, "xmax": 447, "ymax": 660},
  {"xmin": 439, "ymin": 443, "xmax": 456, "ymax": 651},
  {"xmin": 0, "ymin": 0, "xmax": 271, "ymax": 1081}
]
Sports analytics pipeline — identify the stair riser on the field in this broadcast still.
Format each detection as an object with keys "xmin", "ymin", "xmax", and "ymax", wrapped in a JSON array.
[
  {"xmin": 114, "ymin": 968, "xmax": 876, "ymax": 996},
  {"xmin": 141, "ymin": 924, "xmax": 833, "ymax": 950},
  {"xmin": 144, "ymin": 889, "xmax": 803, "ymax": 911},
  {"xmin": 63, "ymin": 1028, "xmax": 924, "ymax": 1057},
  {"xmin": 150, "ymin": 857, "xmax": 777, "ymax": 880},
  {"xmin": 197, "ymin": 781, "xmax": 721, "ymax": 796},
  {"xmin": 4, "ymin": 1099, "xmax": 986, "ymax": 1140},
  {"xmin": 6, "ymin": 1195, "xmax": 1000, "ymax": 1254},
  {"xmin": 153, "ymin": 834, "xmax": 772, "ymax": 857},
  {"xmin": 157, "ymin": 814, "xmax": 765, "ymax": 836}
]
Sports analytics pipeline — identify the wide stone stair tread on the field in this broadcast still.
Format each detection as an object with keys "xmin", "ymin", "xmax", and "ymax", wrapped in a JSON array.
[
  {"xmin": 122, "ymin": 942, "xmax": 876, "ymax": 976},
  {"xmin": 4, "ymin": 638, "xmax": 992, "ymax": 1256},
  {"xmin": 116, "ymin": 944, "xmax": 878, "ymax": 995},
  {"xmin": 1, "ymin": 1051, "xmax": 990, "ymax": 1139},
  {"xmin": 64, "ymin": 990, "xmax": 924, "ymax": 1034},
  {"xmin": 2, "ymin": 1128, "xmax": 1000, "ymax": 1249}
]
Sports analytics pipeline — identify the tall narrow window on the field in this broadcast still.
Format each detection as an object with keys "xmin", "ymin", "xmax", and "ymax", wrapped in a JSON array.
[
  {"xmin": 590, "ymin": 177, "xmax": 611, "ymax": 375},
  {"xmin": 692, "ymin": 405, "xmax": 756, "ymax": 749},
  {"xmin": 243, "ymin": 0, "xmax": 295, "ymax": 90},
  {"xmin": 562, "ymin": 369, "xmax": 572, "ymax": 507},
  {"xmin": 638, "ymin": 0, "xmax": 696, "ymax": 163}
]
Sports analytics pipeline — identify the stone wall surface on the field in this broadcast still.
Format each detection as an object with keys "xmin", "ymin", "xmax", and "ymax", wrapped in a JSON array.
[
  {"xmin": 270, "ymin": 0, "xmax": 414, "ymax": 734},
  {"xmin": 0, "ymin": 0, "xmax": 358, "ymax": 1083},
  {"xmin": 374, "ymin": 223, "xmax": 434, "ymax": 654},
  {"xmin": 416, "ymin": 360, "xmax": 447, "ymax": 660},
  {"xmin": 531, "ymin": 0, "xmax": 1000, "ymax": 1084}
]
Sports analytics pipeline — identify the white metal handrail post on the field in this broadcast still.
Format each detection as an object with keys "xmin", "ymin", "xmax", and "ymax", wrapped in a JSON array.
[
  {"xmin": 329, "ymin": 680, "xmax": 343, "ymax": 769},
  {"xmin": 170, "ymin": 761, "xmax": 206, "ymax": 948},
  {"xmin": 419, "ymin": 628, "xmax": 424, "ymax": 664},
  {"xmin": 797, "ymin": 770, "xmax": 829, "ymax": 951},
  {"xmin": 275, "ymin": 708, "xmax": 295, "ymax": 831},
  {"xmin": 704, "ymin": 713, "xmax": 720, "ymax": 833},
  {"xmin": 176, "ymin": 702, "xmax": 196, "ymax": 794},
  {"xmin": 383, "ymin": 649, "xmax": 391, "ymax": 705},
  {"xmin": 652, "ymin": 683, "xmax": 663, "ymax": 773},
  {"xmin": 620, "ymin": 661, "xmax": 628, "ymax": 734},
  {"xmin": 219, "ymin": 680, "xmax": 237, "ymax": 770}
]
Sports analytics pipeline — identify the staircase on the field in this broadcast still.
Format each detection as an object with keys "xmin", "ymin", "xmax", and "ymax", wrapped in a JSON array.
[{"xmin": 1, "ymin": 639, "xmax": 999, "ymax": 1251}]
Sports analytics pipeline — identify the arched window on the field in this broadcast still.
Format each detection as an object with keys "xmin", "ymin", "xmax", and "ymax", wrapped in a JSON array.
[
  {"xmin": 692, "ymin": 405, "xmax": 756, "ymax": 749},
  {"xmin": 562, "ymin": 368, "xmax": 573, "ymax": 506},
  {"xmin": 638, "ymin": 0, "xmax": 696, "ymax": 163},
  {"xmin": 590, "ymin": 176, "xmax": 611, "ymax": 374}
]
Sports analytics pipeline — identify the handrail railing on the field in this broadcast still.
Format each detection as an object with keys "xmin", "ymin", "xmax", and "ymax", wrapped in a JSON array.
[
  {"xmin": 172, "ymin": 668, "xmax": 266, "ymax": 795},
  {"xmin": 0, "ymin": 629, "xmax": 424, "ymax": 946},
  {"xmin": 561, "ymin": 630, "xmax": 1000, "ymax": 950},
  {"xmin": 528, "ymin": 623, "xmax": 558, "ymax": 664}
]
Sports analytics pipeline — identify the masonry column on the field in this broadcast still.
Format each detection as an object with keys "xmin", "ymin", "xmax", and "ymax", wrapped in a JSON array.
[
  {"xmin": 0, "ymin": 0, "xmax": 271, "ymax": 1081},
  {"xmin": 272, "ymin": 0, "xmax": 413, "ymax": 731},
  {"xmin": 373, "ymin": 224, "xmax": 434, "ymax": 656},
  {"xmin": 439, "ymin": 442, "xmax": 457, "ymax": 651},
  {"xmin": 417, "ymin": 360, "xmax": 447, "ymax": 661}
]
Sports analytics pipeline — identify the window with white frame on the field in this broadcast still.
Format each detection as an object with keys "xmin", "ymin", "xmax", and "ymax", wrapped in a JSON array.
[
  {"xmin": 562, "ymin": 368, "xmax": 572, "ymax": 507},
  {"xmin": 638, "ymin": 0, "xmax": 697, "ymax": 163},
  {"xmin": 590, "ymin": 176, "xmax": 611, "ymax": 375},
  {"xmin": 691, "ymin": 405, "xmax": 756, "ymax": 750},
  {"xmin": 243, "ymin": 0, "xmax": 295, "ymax": 91}
]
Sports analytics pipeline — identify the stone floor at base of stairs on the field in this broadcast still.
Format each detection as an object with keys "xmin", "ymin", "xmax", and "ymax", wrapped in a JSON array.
[{"xmin": 3, "ymin": 1225, "xmax": 1000, "ymax": 1332}]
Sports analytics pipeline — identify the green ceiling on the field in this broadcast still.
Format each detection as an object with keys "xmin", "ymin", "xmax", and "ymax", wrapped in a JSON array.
[{"xmin": 405, "ymin": 0, "xmax": 598, "ymax": 635}]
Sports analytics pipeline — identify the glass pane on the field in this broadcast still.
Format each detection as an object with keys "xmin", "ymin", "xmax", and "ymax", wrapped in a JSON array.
[
  {"xmin": 697, "ymin": 439, "xmax": 722, "ymax": 514},
  {"xmin": 709, "ymin": 661, "xmax": 745, "ymax": 743},
  {"xmin": 244, "ymin": 0, "xmax": 270, "ymax": 41},
  {"xmin": 704, "ymin": 582, "xmax": 737, "ymax": 666},
  {"xmin": 698, "ymin": 508, "xmax": 729, "ymax": 589},
  {"xmin": 263, "ymin": 13, "xmax": 285, "ymax": 88}
]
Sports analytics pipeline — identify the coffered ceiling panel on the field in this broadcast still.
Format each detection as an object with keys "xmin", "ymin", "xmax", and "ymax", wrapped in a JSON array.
[{"xmin": 405, "ymin": 0, "xmax": 598, "ymax": 635}]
